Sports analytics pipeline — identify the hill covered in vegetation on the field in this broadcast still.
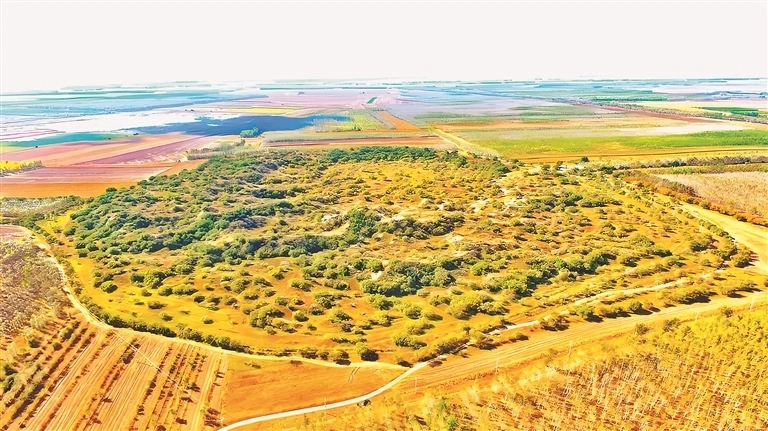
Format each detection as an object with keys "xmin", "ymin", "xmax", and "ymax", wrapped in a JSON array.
[{"xmin": 59, "ymin": 147, "xmax": 742, "ymax": 361}]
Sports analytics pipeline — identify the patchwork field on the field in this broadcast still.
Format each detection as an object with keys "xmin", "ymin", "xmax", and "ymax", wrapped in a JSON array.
[
  {"xmin": 639, "ymin": 99, "xmax": 768, "ymax": 117},
  {"xmin": 1, "ymin": 133, "xmax": 215, "ymax": 166},
  {"xmin": 0, "ymin": 166, "xmax": 174, "ymax": 198},
  {"xmin": 46, "ymin": 147, "xmax": 763, "ymax": 371},
  {"xmin": 657, "ymin": 171, "xmax": 768, "ymax": 217},
  {"xmin": 4, "ymin": 80, "xmax": 768, "ymax": 431}
]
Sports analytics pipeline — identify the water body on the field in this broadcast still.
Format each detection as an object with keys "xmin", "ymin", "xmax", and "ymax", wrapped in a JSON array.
[{"xmin": 131, "ymin": 114, "xmax": 349, "ymax": 136}]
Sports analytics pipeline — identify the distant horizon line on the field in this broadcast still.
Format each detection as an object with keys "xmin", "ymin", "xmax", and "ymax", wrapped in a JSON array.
[{"xmin": 2, "ymin": 76, "xmax": 766, "ymax": 95}]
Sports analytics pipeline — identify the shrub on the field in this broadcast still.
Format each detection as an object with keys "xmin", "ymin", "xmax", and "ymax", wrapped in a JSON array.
[
  {"xmin": 100, "ymin": 281, "xmax": 118, "ymax": 294},
  {"xmin": 59, "ymin": 327, "xmax": 73, "ymax": 340},
  {"xmin": 635, "ymin": 323, "xmax": 650, "ymax": 335},
  {"xmin": 160, "ymin": 312, "xmax": 173, "ymax": 321},
  {"xmin": 201, "ymin": 316, "xmax": 213, "ymax": 324},
  {"xmin": 355, "ymin": 342, "xmax": 378, "ymax": 361},
  {"xmin": 399, "ymin": 303, "xmax": 422, "ymax": 319},
  {"xmin": 148, "ymin": 301, "xmax": 166, "ymax": 309}
]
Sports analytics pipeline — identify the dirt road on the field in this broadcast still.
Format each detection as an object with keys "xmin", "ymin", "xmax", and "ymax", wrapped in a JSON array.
[
  {"xmin": 412, "ymin": 291, "xmax": 767, "ymax": 388},
  {"xmin": 217, "ymin": 291, "xmax": 767, "ymax": 430},
  {"xmin": 218, "ymin": 362, "xmax": 428, "ymax": 430},
  {"xmin": 681, "ymin": 203, "xmax": 768, "ymax": 274},
  {"xmin": 433, "ymin": 128, "xmax": 500, "ymax": 157}
]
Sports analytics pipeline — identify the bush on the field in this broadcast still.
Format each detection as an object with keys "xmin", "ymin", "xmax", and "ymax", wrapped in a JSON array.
[
  {"xmin": 635, "ymin": 323, "xmax": 650, "ymax": 335},
  {"xmin": 201, "ymin": 316, "xmax": 213, "ymax": 324},
  {"xmin": 100, "ymin": 281, "xmax": 118, "ymax": 294},
  {"xmin": 148, "ymin": 300, "xmax": 166, "ymax": 310},
  {"xmin": 160, "ymin": 312, "xmax": 173, "ymax": 321},
  {"xmin": 399, "ymin": 303, "xmax": 422, "ymax": 319},
  {"xmin": 355, "ymin": 342, "xmax": 378, "ymax": 361},
  {"xmin": 59, "ymin": 327, "xmax": 73, "ymax": 340}
]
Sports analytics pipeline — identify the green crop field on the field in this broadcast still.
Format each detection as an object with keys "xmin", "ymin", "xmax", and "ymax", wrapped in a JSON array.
[
  {"xmin": 698, "ymin": 106, "xmax": 762, "ymax": 117},
  {"xmin": 465, "ymin": 130, "xmax": 768, "ymax": 156}
]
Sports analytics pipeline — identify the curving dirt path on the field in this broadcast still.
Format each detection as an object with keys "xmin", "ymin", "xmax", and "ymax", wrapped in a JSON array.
[
  {"xmin": 412, "ymin": 291, "xmax": 767, "ymax": 387},
  {"xmin": 218, "ymin": 290, "xmax": 767, "ymax": 430},
  {"xmin": 218, "ymin": 362, "xmax": 429, "ymax": 430}
]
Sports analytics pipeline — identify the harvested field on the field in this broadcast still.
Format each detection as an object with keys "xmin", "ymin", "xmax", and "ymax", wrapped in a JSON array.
[
  {"xmin": 6, "ymin": 328, "xmax": 229, "ymax": 431},
  {"xmin": 639, "ymin": 99, "xmax": 768, "ymax": 114},
  {"xmin": 0, "ymin": 182, "xmax": 136, "ymax": 198},
  {"xmin": 1, "ymin": 165, "xmax": 169, "ymax": 198},
  {"xmin": 436, "ymin": 114, "xmax": 723, "ymax": 131},
  {"xmin": 0, "ymin": 165, "xmax": 170, "ymax": 184},
  {"xmin": 227, "ymin": 107, "xmax": 298, "ymax": 115},
  {"xmin": 263, "ymin": 136, "xmax": 452, "ymax": 149},
  {"xmin": 512, "ymin": 146, "xmax": 768, "ymax": 163},
  {"xmin": 159, "ymin": 159, "xmax": 208, "ymax": 176},
  {"xmin": 1, "ymin": 133, "xmax": 216, "ymax": 166},
  {"xmin": 658, "ymin": 171, "xmax": 768, "ymax": 217},
  {"xmin": 221, "ymin": 357, "xmax": 402, "ymax": 424},
  {"xmin": 377, "ymin": 111, "xmax": 420, "ymax": 131},
  {"xmin": 77, "ymin": 135, "xmax": 221, "ymax": 165}
]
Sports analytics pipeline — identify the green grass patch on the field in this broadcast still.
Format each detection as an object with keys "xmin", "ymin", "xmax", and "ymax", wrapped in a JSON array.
[
  {"xmin": 698, "ymin": 106, "xmax": 761, "ymax": 117},
  {"xmin": 0, "ymin": 132, "xmax": 132, "ymax": 152},
  {"xmin": 470, "ymin": 130, "xmax": 768, "ymax": 155}
]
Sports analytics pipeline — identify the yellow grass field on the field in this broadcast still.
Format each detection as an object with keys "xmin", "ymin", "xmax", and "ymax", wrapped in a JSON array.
[{"xmin": 228, "ymin": 107, "xmax": 299, "ymax": 115}]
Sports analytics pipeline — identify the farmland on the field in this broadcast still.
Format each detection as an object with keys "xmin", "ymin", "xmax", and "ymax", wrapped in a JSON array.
[
  {"xmin": 2, "ymin": 77, "xmax": 768, "ymax": 431},
  {"xmin": 657, "ymin": 171, "xmax": 768, "ymax": 217},
  {"xmin": 0, "ymin": 227, "xmax": 412, "ymax": 431},
  {"xmin": 48, "ymin": 146, "xmax": 764, "ymax": 367},
  {"xmin": 453, "ymin": 129, "xmax": 767, "ymax": 157},
  {"xmin": 0, "ymin": 231, "xmax": 224, "ymax": 431},
  {"xmin": 275, "ymin": 303, "xmax": 768, "ymax": 431}
]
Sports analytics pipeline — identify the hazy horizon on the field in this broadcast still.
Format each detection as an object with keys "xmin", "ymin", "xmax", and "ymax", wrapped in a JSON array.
[{"xmin": 1, "ymin": 1, "xmax": 766, "ymax": 93}]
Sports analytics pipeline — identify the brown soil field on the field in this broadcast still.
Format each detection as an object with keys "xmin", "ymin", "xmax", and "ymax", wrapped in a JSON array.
[
  {"xmin": 2, "ymin": 133, "xmax": 216, "ymax": 166},
  {"xmin": 0, "ymin": 182, "xmax": 136, "ymax": 198},
  {"xmin": 221, "ymin": 357, "xmax": 402, "ymax": 424},
  {"xmin": 377, "ymin": 112, "xmax": 421, "ymax": 131},
  {"xmin": 1, "ymin": 165, "xmax": 171, "ymax": 183},
  {"xmin": 159, "ymin": 159, "xmax": 208, "ymax": 176},
  {"xmin": 79, "ymin": 135, "xmax": 220, "ymax": 165}
]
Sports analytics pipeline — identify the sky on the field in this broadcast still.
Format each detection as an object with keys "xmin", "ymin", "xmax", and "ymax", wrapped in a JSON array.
[{"xmin": 1, "ymin": 1, "xmax": 766, "ymax": 93}]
